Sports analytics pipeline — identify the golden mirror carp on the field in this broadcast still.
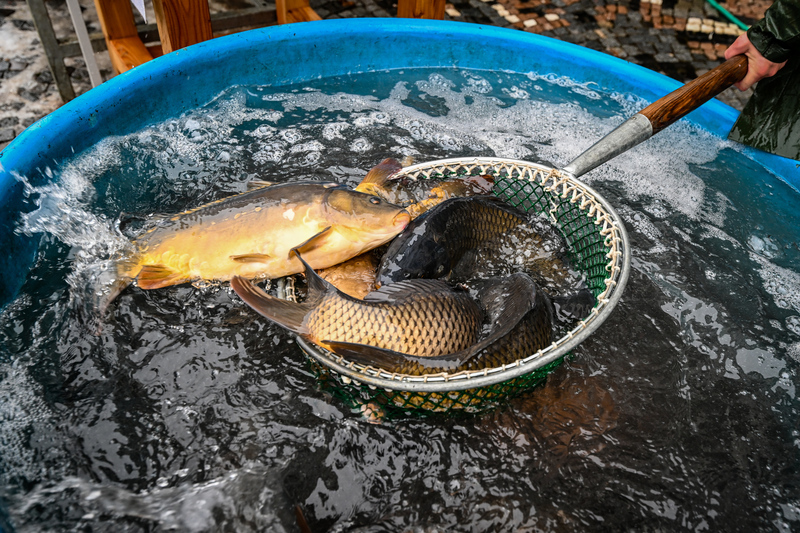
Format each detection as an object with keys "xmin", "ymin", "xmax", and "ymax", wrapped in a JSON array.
[
  {"xmin": 325, "ymin": 273, "xmax": 555, "ymax": 376},
  {"xmin": 114, "ymin": 181, "xmax": 410, "ymax": 293},
  {"xmin": 231, "ymin": 252, "xmax": 484, "ymax": 358}
]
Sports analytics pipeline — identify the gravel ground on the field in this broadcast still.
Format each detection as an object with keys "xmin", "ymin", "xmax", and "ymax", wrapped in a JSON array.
[{"xmin": 0, "ymin": 0, "xmax": 769, "ymax": 151}]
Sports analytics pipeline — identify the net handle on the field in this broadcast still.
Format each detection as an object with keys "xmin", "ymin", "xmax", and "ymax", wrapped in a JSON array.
[{"xmin": 562, "ymin": 55, "xmax": 748, "ymax": 178}]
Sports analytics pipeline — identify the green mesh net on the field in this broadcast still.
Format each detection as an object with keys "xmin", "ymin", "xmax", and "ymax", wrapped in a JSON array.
[{"xmin": 295, "ymin": 157, "xmax": 629, "ymax": 418}]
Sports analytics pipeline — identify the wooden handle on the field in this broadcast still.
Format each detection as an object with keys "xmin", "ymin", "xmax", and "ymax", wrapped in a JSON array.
[{"xmin": 639, "ymin": 55, "xmax": 747, "ymax": 133}]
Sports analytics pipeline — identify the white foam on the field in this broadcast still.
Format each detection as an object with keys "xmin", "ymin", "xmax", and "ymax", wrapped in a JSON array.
[
  {"xmin": 9, "ymin": 462, "xmax": 294, "ymax": 533},
  {"xmin": 0, "ymin": 360, "xmax": 65, "ymax": 488}
]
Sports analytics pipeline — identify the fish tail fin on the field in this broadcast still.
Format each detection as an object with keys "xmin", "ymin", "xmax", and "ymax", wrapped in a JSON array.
[
  {"xmin": 355, "ymin": 158, "xmax": 403, "ymax": 194},
  {"xmin": 68, "ymin": 257, "xmax": 137, "ymax": 334},
  {"xmin": 231, "ymin": 276, "xmax": 313, "ymax": 334},
  {"xmin": 233, "ymin": 249, "xmax": 332, "ymax": 333},
  {"xmin": 550, "ymin": 288, "xmax": 596, "ymax": 323}
]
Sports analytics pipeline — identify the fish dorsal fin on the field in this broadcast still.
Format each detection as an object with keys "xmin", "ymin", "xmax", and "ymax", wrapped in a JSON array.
[
  {"xmin": 246, "ymin": 180, "xmax": 276, "ymax": 190},
  {"xmin": 473, "ymin": 195, "xmax": 529, "ymax": 218},
  {"xmin": 230, "ymin": 276, "xmax": 311, "ymax": 334},
  {"xmin": 362, "ymin": 279, "xmax": 452, "ymax": 303},
  {"xmin": 355, "ymin": 158, "xmax": 403, "ymax": 192},
  {"xmin": 289, "ymin": 248, "xmax": 340, "ymax": 302},
  {"xmin": 136, "ymin": 264, "xmax": 188, "ymax": 290}
]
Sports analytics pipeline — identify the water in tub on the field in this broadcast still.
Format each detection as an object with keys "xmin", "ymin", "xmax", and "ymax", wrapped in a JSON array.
[{"xmin": 2, "ymin": 68, "xmax": 799, "ymax": 531}]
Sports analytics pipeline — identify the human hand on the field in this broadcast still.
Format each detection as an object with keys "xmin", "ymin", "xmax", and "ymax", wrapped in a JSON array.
[{"xmin": 725, "ymin": 33, "xmax": 787, "ymax": 91}]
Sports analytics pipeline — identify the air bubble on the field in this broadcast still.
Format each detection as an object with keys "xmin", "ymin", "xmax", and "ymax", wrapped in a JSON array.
[
  {"xmin": 350, "ymin": 137, "xmax": 373, "ymax": 152},
  {"xmin": 787, "ymin": 316, "xmax": 800, "ymax": 336}
]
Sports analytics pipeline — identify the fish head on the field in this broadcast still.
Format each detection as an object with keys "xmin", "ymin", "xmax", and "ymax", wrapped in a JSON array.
[{"xmin": 323, "ymin": 188, "xmax": 411, "ymax": 246}]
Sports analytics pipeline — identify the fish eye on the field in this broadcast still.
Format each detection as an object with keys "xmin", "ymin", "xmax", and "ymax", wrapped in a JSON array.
[{"xmin": 369, "ymin": 197, "xmax": 382, "ymax": 205}]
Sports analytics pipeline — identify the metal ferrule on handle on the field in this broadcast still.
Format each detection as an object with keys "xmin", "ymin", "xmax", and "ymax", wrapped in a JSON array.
[
  {"xmin": 562, "ymin": 55, "xmax": 748, "ymax": 179},
  {"xmin": 561, "ymin": 113, "xmax": 653, "ymax": 179}
]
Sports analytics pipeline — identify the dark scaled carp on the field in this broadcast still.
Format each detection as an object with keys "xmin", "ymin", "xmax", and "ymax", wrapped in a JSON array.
[
  {"xmin": 113, "ymin": 181, "xmax": 410, "ymax": 293},
  {"xmin": 376, "ymin": 195, "xmax": 529, "ymax": 284},
  {"xmin": 231, "ymin": 252, "xmax": 484, "ymax": 357},
  {"xmin": 325, "ymin": 273, "xmax": 555, "ymax": 375}
]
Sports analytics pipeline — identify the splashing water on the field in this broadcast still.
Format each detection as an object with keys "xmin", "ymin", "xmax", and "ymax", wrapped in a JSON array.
[{"xmin": 1, "ymin": 68, "xmax": 800, "ymax": 532}]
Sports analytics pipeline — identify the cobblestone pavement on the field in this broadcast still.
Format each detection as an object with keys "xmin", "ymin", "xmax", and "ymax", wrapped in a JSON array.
[{"xmin": 0, "ymin": 0, "xmax": 771, "ymax": 151}]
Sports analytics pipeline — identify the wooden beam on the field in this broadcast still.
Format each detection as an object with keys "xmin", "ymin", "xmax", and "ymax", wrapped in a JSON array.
[
  {"xmin": 397, "ymin": 0, "xmax": 446, "ymax": 19},
  {"xmin": 152, "ymin": 0, "xmax": 213, "ymax": 54},
  {"xmin": 109, "ymin": 36, "xmax": 156, "ymax": 72}
]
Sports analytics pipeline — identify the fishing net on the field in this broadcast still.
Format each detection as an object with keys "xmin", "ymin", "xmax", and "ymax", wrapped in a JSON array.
[{"xmin": 293, "ymin": 157, "xmax": 630, "ymax": 417}]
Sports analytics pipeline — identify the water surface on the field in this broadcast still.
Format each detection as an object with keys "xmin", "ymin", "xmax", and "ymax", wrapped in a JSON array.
[{"xmin": 2, "ymin": 67, "xmax": 799, "ymax": 532}]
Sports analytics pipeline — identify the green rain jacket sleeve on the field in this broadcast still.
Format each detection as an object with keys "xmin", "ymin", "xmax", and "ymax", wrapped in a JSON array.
[
  {"xmin": 728, "ymin": 0, "xmax": 800, "ymax": 161},
  {"xmin": 746, "ymin": 0, "xmax": 800, "ymax": 63}
]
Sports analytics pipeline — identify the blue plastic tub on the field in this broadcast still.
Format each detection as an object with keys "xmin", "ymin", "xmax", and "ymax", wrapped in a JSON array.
[{"xmin": 0, "ymin": 18, "xmax": 797, "ymax": 310}]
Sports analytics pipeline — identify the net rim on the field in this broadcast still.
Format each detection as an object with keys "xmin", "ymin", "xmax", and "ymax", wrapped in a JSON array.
[{"xmin": 296, "ymin": 157, "xmax": 631, "ymax": 392}]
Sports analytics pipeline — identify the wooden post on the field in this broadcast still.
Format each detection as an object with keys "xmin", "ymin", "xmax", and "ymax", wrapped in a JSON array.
[
  {"xmin": 396, "ymin": 0, "xmax": 446, "ymax": 19},
  {"xmin": 152, "ymin": 0, "xmax": 213, "ymax": 54},
  {"xmin": 94, "ymin": 0, "xmax": 154, "ymax": 73},
  {"xmin": 276, "ymin": 0, "xmax": 322, "ymax": 24},
  {"xmin": 26, "ymin": 0, "xmax": 75, "ymax": 100}
]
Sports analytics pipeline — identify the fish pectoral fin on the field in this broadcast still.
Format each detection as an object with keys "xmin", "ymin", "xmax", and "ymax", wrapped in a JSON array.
[
  {"xmin": 136, "ymin": 264, "xmax": 188, "ymax": 289},
  {"xmin": 323, "ymin": 340, "xmax": 412, "ymax": 369},
  {"xmin": 290, "ymin": 226, "xmax": 333, "ymax": 256},
  {"xmin": 230, "ymin": 253, "xmax": 273, "ymax": 263}
]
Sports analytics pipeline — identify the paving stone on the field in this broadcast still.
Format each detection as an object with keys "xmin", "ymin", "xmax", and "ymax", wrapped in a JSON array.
[
  {"xmin": 0, "ymin": 128, "xmax": 15, "ymax": 143},
  {"xmin": 9, "ymin": 59, "xmax": 28, "ymax": 71},
  {"xmin": 11, "ymin": 19, "xmax": 34, "ymax": 31}
]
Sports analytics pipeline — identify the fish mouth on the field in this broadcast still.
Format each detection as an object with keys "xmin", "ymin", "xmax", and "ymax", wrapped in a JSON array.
[{"xmin": 393, "ymin": 210, "xmax": 411, "ymax": 229}]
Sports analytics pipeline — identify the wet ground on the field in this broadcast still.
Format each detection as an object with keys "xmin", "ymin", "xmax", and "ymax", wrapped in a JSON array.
[{"xmin": 0, "ymin": 0, "xmax": 770, "ymax": 151}]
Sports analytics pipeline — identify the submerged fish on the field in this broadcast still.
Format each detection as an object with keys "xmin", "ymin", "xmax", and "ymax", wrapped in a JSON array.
[
  {"xmin": 231, "ymin": 252, "xmax": 484, "ymax": 357},
  {"xmin": 114, "ymin": 181, "xmax": 410, "ymax": 292},
  {"xmin": 326, "ymin": 273, "xmax": 555, "ymax": 375},
  {"xmin": 376, "ymin": 195, "xmax": 528, "ymax": 285},
  {"xmin": 316, "ymin": 251, "xmax": 378, "ymax": 299},
  {"xmin": 356, "ymin": 158, "xmax": 495, "ymax": 218},
  {"xmin": 448, "ymin": 212, "xmax": 582, "ymax": 292}
]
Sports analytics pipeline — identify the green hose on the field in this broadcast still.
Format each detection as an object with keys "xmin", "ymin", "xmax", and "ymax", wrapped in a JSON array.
[{"xmin": 706, "ymin": 0, "xmax": 751, "ymax": 31}]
